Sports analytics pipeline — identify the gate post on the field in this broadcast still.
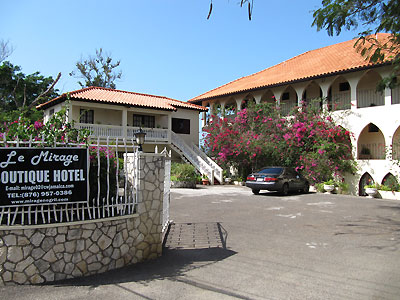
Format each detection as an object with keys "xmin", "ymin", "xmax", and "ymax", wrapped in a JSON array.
[{"xmin": 136, "ymin": 153, "xmax": 166, "ymax": 259}]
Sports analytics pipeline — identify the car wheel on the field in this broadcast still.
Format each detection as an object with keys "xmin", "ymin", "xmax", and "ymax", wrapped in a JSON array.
[
  {"xmin": 252, "ymin": 189, "xmax": 260, "ymax": 195},
  {"xmin": 281, "ymin": 183, "xmax": 289, "ymax": 196},
  {"xmin": 303, "ymin": 183, "xmax": 309, "ymax": 194}
]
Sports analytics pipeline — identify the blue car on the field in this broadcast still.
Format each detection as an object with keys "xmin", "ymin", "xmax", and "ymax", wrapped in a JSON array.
[{"xmin": 245, "ymin": 166, "xmax": 309, "ymax": 195}]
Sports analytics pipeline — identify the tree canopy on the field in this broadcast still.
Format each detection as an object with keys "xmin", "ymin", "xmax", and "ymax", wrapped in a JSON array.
[
  {"xmin": 312, "ymin": 0, "xmax": 400, "ymax": 87},
  {"xmin": 0, "ymin": 61, "xmax": 60, "ymax": 122},
  {"xmin": 69, "ymin": 48, "xmax": 122, "ymax": 89}
]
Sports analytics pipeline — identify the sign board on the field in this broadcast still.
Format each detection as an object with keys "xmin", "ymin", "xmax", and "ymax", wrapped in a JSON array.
[{"xmin": 0, "ymin": 148, "xmax": 88, "ymax": 206}]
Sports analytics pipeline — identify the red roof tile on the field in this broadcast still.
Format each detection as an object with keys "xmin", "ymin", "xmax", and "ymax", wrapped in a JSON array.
[
  {"xmin": 189, "ymin": 33, "xmax": 394, "ymax": 103},
  {"xmin": 37, "ymin": 86, "xmax": 207, "ymax": 112}
]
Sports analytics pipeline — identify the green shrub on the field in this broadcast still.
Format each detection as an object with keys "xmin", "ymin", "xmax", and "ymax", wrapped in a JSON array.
[{"xmin": 171, "ymin": 163, "xmax": 197, "ymax": 182}]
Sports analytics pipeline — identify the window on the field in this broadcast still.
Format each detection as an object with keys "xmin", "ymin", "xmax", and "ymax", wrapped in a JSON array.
[
  {"xmin": 172, "ymin": 118, "xmax": 190, "ymax": 134},
  {"xmin": 80, "ymin": 109, "xmax": 94, "ymax": 124},
  {"xmin": 133, "ymin": 114, "xmax": 155, "ymax": 128},
  {"xmin": 282, "ymin": 92, "xmax": 290, "ymax": 100},
  {"xmin": 339, "ymin": 82, "xmax": 350, "ymax": 92},
  {"xmin": 49, "ymin": 108, "xmax": 54, "ymax": 117}
]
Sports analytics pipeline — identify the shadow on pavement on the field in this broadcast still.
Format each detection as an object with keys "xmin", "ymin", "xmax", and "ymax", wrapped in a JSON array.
[{"xmin": 51, "ymin": 222, "xmax": 236, "ymax": 287}]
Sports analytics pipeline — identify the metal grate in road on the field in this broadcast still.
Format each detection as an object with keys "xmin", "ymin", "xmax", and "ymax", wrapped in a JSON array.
[{"xmin": 163, "ymin": 222, "xmax": 226, "ymax": 249}]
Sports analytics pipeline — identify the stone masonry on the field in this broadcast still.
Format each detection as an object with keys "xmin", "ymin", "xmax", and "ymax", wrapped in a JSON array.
[{"xmin": 0, "ymin": 153, "xmax": 166, "ymax": 285}]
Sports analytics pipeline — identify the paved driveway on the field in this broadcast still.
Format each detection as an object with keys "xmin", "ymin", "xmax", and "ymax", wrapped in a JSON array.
[{"xmin": 2, "ymin": 186, "xmax": 400, "ymax": 299}]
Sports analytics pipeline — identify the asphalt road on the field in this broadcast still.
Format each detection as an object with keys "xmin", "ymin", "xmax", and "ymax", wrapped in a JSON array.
[{"xmin": 2, "ymin": 186, "xmax": 400, "ymax": 299}]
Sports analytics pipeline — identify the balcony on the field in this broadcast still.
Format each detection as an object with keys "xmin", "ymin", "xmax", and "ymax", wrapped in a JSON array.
[{"xmin": 76, "ymin": 123, "xmax": 170, "ymax": 143}]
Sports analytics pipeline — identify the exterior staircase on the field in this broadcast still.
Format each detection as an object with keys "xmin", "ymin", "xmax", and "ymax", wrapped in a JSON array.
[{"xmin": 170, "ymin": 132, "xmax": 223, "ymax": 185}]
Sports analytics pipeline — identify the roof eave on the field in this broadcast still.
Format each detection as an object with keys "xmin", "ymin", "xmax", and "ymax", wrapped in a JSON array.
[{"xmin": 189, "ymin": 61, "xmax": 391, "ymax": 104}]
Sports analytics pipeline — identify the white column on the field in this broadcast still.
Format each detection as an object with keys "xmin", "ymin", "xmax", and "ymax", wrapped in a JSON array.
[
  {"xmin": 220, "ymin": 102, "xmax": 225, "ymax": 120},
  {"xmin": 293, "ymin": 86, "xmax": 306, "ymax": 107},
  {"xmin": 319, "ymin": 82, "xmax": 332, "ymax": 112},
  {"xmin": 385, "ymin": 87, "xmax": 392, "ymax": 106},
  {"xmin": 254, "ymin": 94, "xmax": 262, "ymax": 104},
  {"xmin": 344, "ymin": 74, "xmax": 361, "ymax": 110},
  {"xmin": 122, "ymin": 108, "xmax": 127, "ymax": 138},
  {"xmin": 234, "ymin": 97, "xmax": 243, "ymax": 111}
]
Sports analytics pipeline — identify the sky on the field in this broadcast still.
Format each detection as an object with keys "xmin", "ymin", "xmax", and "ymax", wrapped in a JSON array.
[{"xmin": 1, "ymin": 0, "xmax": 365, "ymax": 102}]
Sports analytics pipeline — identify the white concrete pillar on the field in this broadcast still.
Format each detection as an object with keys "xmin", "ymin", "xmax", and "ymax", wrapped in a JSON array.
[
  {"xmin": 122, "ymin": 108, "xmax": 127, "ymax": 138},
  {"xmin": 293, "ymin": 86, "xmax": 306, "ymax": 107},
  {"xmin": 385, "ymin": 87, "xmax": 392, "ymax": 106},
  {"xmin": 220, "ymin": 102, "xmax": 225, "ymax": 120},
  {"xmin": 344, "ymin": 74, "xmax": 360, "ymax": 110},
  {"xmin": 272, "ymin": 88, "xmax": 285, "ymax": 110},
  {"xmin": 254, "ymin": 94, "xmax": 262, "ymax": 104},
  {"xmin": 234, "ymin": 96, "xmax": 243, "ymax": 111},
  {"xmin": 319, "ymin": 81, "xmax": 332, "ymax": 112}
]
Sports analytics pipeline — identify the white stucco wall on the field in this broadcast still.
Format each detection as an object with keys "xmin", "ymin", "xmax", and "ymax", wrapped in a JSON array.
[{"xmin": 171, "ymin": 108, "xmax": 200, "ymax": 146}]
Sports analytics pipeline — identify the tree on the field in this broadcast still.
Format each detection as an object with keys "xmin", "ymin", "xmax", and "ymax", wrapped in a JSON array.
[
  {"xmin": 0, "ymin": 61, "xmax": 60, "ymax": 122},
  {"xmin": 312, "ymin": 0, "xmax": 400, "ymax": 88},
  {"xmin": 0, "ymin": 39, "xmax": 13, "ymax": 63},
  {"xmin": 69, "ymin": 48, "xmax": 122, "ymax": 89},
  {"xmin": 207, "ymin": 0, "xmax": 254, "ymax": 20}
]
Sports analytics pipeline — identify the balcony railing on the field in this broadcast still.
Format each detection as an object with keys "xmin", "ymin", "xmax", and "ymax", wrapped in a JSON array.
[
  {"xmin": 358, "ymin": 143, "xmax": 386, "ymax": 160},
  {"xmin": 392, "ymin": 86, "xmax": 400, "ymax": 104},
  {"xmin": 357, "ymin": 88, "xmax": 384, "ymax": 108},
  {"xmin": 330, "ymin": 91, "xmax": 351, "ymax": 111},
  {"xmin": 76, "ymin": 123, "xmax": 170, "ymax": 143}
]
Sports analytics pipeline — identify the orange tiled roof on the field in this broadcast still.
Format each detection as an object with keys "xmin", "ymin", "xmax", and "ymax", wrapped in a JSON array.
[
  {"xmin": 37, "ymin": 86, "xmax": 208, "ymax": 111},
  {"xmin": 189, "ymin": 33, "xmax": 394, "ymax": 103}
]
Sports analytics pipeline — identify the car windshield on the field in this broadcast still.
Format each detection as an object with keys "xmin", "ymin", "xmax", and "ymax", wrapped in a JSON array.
[{"xmin": 257, "ymin": 167, "xmax": 283, "ymax": 175}]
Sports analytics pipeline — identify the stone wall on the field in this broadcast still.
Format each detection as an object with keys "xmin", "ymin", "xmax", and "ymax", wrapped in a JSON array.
[{"xmin": 0, "ymin": 153, "xmax": 166, "ymax": 285}]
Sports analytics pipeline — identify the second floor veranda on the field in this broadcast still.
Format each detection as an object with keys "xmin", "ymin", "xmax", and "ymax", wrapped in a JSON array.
[{"xmin": 201, "ymin": 68, "xmax": 400, "ymax": 125}]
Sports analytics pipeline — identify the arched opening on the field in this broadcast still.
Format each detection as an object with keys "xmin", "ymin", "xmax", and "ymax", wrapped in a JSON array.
[
  {"xmin": 357, "ymin": 123, "xmax": 386, "ymax": 159},
  {"xmin": 205, "ymin": 103, "xmax": 211, "ymax": 125},
  {"xmin": 241, "ymin": 94, "xmax": 256, "ymax": 110},
  {"xmin": 213, "ymin": 103, "xmax": 223, "ymax": 119},
  {"xmin": 392, "ymin": 126, "xmax": 400, "ymax": 160},
  {"xmin": 328, "ymin": 76, "xmax": 351, "ymax": 111},
  {"xmin": 280, "ymin": 86, "xmax": 297, "ymax": 116},
  {"xmin": 359, "ymin": 172, "xmax": 374, "ymax": 196},
  {"xmin": 224, "ymin": 98, "xmax": 237, "ymax": 121},
  {"xmin": 357, "ymin": 71, "xmax": 384, "ymax": 108},
  {"xmin": 261, "ymin": 90, "xmax": 276, "ymax": 104},
  {"xmin": 381, "ymin": 173, "xmax": 399, "ymax": 190},
  {"xmin": 302, "ymin": 82, "xmax": 322, "ymax": 110}
]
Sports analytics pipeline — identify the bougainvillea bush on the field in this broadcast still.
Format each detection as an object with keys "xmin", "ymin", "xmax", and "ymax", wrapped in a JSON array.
[{"xmin": 203, "ymin": 102, "xmax": 356, "ymax": 184}]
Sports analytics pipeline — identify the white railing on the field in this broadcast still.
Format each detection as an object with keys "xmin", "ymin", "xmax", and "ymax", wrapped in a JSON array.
[
  {"xmin": 76, "ymin": 123, "xmax": 169, "ymax": 143},
  {"xmin": 191, "ymin": 143, "xmax": 223, "ymax": 183},
  {"xmin": 127, "ymin": 127, "xmax": 169, "ymax": 143},
  {"xmin": 392, "ymin": 86, "xmax": 400, "ymax": 105},
  {"xmin": 171, "ymin": 132, "xmax": 215, "ymax": 183},
  {"xmin": 161, "ymin": 148, "xmax": 171, "ymax": 233},
  {"xmin": 331, "ymin": 91, "xmax": 351, "ymax": 111},
  {"xmin": 280, "ymin": 99, "xmax": 297, "ymax": 115},
  {"xmin": 357, "ymin": 88, "xmax": 385, "ymax": 108},
  {"xmin": 0, "ymin": 137, "xmax": 139, "ymax": 226},
  {"xmin": 76, "ymin": 123, "xmax": 123, "ymax": 138},
  {"xmin": 358, "ymin": 143, "xmax": 386, "ymax": 160}
]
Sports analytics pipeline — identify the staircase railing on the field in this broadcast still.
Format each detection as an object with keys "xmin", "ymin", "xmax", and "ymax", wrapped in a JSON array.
[
  {"xmin": 171, "ymin": 132, "xmax": 215, "ymax": 184},
  {"xmin": 190, "ymin": 144, "xmax": 223, "ymax": 183}
]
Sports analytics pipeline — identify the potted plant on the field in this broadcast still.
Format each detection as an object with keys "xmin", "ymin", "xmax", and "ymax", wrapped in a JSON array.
[
  {"xmin": 377, "ymin": 184, "xmax": 400, "ymax": 200},
  {"xmin": 202, "ymin": 174, "xmax": 210, "ymax": 185},
  {"xmin": 323, "ymin": 179, "xmax": 336, "ymax": 194},
  {"xmin": 364, "ymin": 183, "xmax": 378, "ymax": 198}
]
